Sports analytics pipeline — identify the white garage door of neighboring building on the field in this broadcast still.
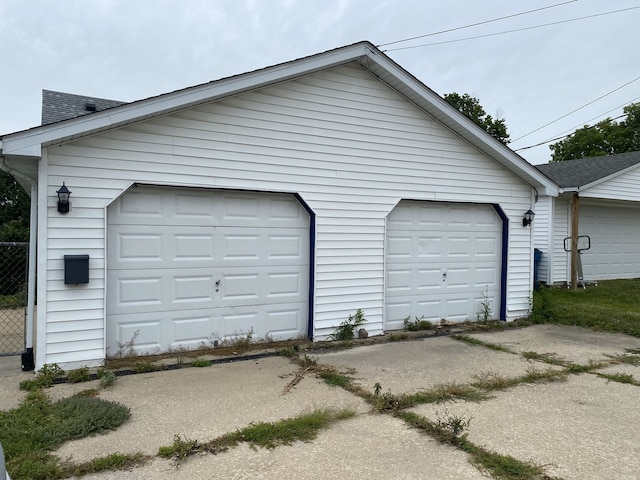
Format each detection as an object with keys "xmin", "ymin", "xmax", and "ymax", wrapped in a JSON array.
[
  {"xmin": 106, "ymin": 186, "xmax": 309, "ymax": 356},
  {"xmin": 579, "ymin": 202, "xmax": 640, "ymax": 280},
  {"xmin": 385, "ymin": 201, "xmax": 501, "ymax": 330}
]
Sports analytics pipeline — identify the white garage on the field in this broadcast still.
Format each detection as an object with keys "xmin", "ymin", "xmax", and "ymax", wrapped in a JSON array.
[
  {"xmin": 106, "ymin": 185, "xmax": 310, "ymax": 355},
  {"xmin": 535, "ymin": 152, "xmax": 640, "ymax": 285},
  {"xmin": 1, "ymin": 41, "xmax": 557, "ymax": 369},
  {"xmin": 385, "ymin": 200, "xmax": 502, "ymax": 329},
  {"xmin": 573, "ymin": 201, "xmax": 640, "ymax": 281}
]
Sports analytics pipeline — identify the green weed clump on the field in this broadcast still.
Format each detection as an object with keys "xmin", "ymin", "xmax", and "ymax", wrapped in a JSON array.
[
  {"xmin": 330, "ymin": 309, "xmax": 366, "ymax": 341},
  {"xmin": 0, "ymin": 390, "xmax": 132, "ymax": 479},
  {"xmin": 67, "ymin": 366, "xmax": 90, "ymax": 384},
  {"xmin": 404, "ymin": 316, "xmax": 433, "ymax": 331}
]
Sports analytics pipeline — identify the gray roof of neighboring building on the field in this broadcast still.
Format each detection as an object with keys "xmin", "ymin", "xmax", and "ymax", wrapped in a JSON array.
[
  {"xmin": 535, "ymin": 151, "xmax": 640, "ymax": 188},
  {"xmin": 41, "ymin": 89, "xmax": 127, "ymax": 125}
]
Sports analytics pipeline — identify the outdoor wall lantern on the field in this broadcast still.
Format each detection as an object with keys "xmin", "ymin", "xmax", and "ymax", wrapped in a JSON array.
[
  {"xmin": 522, "ymin": 209, "xmax": 535, "ymax": 227},
  {"xmin": 56, "ymin": 183, "xmax": 71, "ymax": 214}
]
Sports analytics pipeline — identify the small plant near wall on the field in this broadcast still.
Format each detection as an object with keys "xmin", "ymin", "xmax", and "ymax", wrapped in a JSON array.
[
  {"xmin": 404, "ymin": 316, "xmax": 434, "ymax": 331},
  {"xmin": 330, "ymin": 309, "xmax": 366, "ymax": 341},
  {"xmin": 476, "ymin": 286, "xmax": 492, "ymax": 323}
]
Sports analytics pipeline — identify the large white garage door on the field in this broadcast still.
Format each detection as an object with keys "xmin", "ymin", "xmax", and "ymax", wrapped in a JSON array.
[
  {"xmin": 106, "ymin": 186, "xmax": 309, "ymax": 356},
  {"xmin": 579, "ymin": 202, "xmax": 640, "ymax": 280},
  {"xmin": 385, "ymin": 201, "xmax": 501, "ymax": 330}
]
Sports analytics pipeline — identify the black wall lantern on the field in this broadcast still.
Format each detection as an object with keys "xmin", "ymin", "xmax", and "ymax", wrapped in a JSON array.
[
  {"xmin": 57, "ymin": 183, "xmax": 71, "ymax": 214},
  {"xmin": 522, "ymin": 209, "xmax": 535, "ymax": 227}
]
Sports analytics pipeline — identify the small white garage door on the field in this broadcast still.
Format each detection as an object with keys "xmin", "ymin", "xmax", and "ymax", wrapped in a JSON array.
[
  {"xmin": 385, "ymin": 201, "xmax": 501, "ymax": 330},
  {"xmin": 106, "ymin": 186, "xmax": 309, "ymax": 356},
  {"xmin": 579, "ymin": 202, "xmax": 640, "ymax": 280}
]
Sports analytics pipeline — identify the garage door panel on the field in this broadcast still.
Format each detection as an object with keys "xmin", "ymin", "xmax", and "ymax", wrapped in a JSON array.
[
  {"xmin": 107, "ymin": 186, "xmax": 309, "ymax": 355},
  {"xmin": 579, "ymin": 203, "xmax": 640, "ymax": 280},
  {"xmin": 385, "ymin": 201, "xmax": 500, "ymax": 329}
]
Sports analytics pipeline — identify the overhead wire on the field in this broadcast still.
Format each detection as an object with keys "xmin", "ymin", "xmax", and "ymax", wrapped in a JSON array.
[
  {"xmin": 509, "ymin": 75, "xmax": 640, "ymax": 144},
  {"xmin": 384, "ymin": 6, "xmax": 640, "ymax": 52},
  {"xmin": 377, "ymin": 0, "xmax": 577, "ymax": 48},
  {"xmin": 514, "ymin": 96, "xmax": 640, "ymax": 152}
]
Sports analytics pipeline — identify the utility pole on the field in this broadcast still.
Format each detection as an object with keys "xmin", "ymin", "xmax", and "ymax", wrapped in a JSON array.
[{"xmin": 570, "ymin": 193, "xmax": 579, "ymax": 290}]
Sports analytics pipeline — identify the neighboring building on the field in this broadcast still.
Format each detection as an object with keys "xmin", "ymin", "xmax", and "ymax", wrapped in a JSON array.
[
  {"xmin": 0, "ymin": 41, "xmax": 556, "ymax": 369},
  {"xmin": 535, "ymin": 151, "xmax": 640, "ymax": 285}
]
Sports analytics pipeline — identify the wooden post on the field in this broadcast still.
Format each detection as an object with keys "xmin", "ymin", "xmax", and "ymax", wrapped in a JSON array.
[{"xmin": 570, "ymin": 193, "xmax": 579, "ymax": 290}]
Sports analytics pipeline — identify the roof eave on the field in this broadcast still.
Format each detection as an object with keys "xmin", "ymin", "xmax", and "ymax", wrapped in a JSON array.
[
  {"xmin": 1, "ymin": 40, "xmax": 559, "ymax": 196},
  {"xmin": 1, "ymin": 42, "xmax": 374, "ymax": 157},
  {"xmin": 360, "ymin": 51, "xmax": 558, "ymax": 196}
]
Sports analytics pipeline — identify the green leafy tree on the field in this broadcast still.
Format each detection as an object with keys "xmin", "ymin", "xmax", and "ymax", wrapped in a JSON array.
[
  {"xmin": 444, "ymin": 92, "xmax": 510, "ymax": 144},
  {"xmin": 549, "ymin": 102, "xmax": 640, "ymax": 162},
  {"xmin": 0, "ymin": 170, "xmax": 30, "ymax": 242}
]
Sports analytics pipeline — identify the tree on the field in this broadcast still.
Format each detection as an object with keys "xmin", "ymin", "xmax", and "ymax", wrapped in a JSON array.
[
  {"xmin": 0, "ymin": 170, "xmax": 30, "ymax": 242},
  {"xmin": 549, "ymin": 102, "xmax": 640, "ymax": 162},
  {"xmin": 444, "ymin": 92, "xmax": 510, "ymax": 144}
]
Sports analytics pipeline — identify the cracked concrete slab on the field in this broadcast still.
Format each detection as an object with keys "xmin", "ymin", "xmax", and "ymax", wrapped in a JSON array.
[
  {"xmin": 411, "ymin": 373, "xmax": 640, "ymax": 480},
  {"xmin": 465, "ymin": 324, "xmax": 640, "ymax": 364},
  {"xmin": 314, "ymin": 336, "xmax": 535, "ymax": 394}
]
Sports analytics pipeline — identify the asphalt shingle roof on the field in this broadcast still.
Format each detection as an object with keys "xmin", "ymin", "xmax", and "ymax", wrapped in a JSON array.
[
  {"xmin": 41, "ymin": 89, "xmax": 127, "ymax": 125},
  {"xmin": 535, "ymin": 151, "xmax": 640, "ymax": 188}
]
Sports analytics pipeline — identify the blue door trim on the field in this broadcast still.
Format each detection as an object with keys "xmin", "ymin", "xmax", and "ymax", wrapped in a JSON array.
[
  {"xmin": 294, "ymin": 194, "xmax": 315, "ymax": 340},
  {"xmin": 492, "ymin": 204, "xmax": 509, "ymax": 321}
]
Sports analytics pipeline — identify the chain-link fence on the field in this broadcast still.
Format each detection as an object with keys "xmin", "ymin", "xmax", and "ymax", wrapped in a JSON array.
[{"xmin": 0, "ymin": 242, "xmax": 28, "ymax": 355}]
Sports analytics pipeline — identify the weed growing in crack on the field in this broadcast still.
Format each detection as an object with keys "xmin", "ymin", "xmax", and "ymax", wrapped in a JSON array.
[
  {"xmin": 564, "ymin": 359, "xmax": 608, "ymax": 374},
  {"xmin": 115, "ymin": 330, "xmax": 140, "ymax": 358},
  {"xmin": 99, "ymin": 371, "xmax": 117, "ymax": 389},
  {"xmin": 596, "ymin": 372, "xmax": 640, "ymax": 386},
  {"xmin": 451, "ymin": 334, "xmax": 514, "ymax": 353},
  {"xmin": 158, "ymin": 434, "xmax": 199, "ymax": 466},
  {"xmin": 476, "ymin": 286, "xmax": 492, "ymax": 322}
]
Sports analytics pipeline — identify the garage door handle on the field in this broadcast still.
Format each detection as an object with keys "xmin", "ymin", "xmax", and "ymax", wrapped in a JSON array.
[{"xmin": 215, "ymin": 279, "xmax": 220, "ymax": 292}]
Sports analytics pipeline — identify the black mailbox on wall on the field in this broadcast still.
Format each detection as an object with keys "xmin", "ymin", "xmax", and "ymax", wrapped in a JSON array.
[{"xmin": 64, "ymin": 255, "xmax": 89, "ymax": 284}]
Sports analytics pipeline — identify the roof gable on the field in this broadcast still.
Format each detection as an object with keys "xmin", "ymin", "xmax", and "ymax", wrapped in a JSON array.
[
  {"xmin": 535, "ymin": 151, "xmax": 640, "ymax": 189},
  {"xmin": 1, "ymin": 41, "xmax": 557, "ymax": 196}
]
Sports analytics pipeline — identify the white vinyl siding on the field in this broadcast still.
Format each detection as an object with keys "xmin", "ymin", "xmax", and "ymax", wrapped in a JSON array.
[
  {"xmin": 581, "ymin": 166, "xmax": 640, "ymax": 202},
  {"xmin": 533, "ymin": 196, "xmax": 553, "ymax": 284},
  {"xmin": 42, "ymin": 62, "xmax": 534, "ymax": 367}
]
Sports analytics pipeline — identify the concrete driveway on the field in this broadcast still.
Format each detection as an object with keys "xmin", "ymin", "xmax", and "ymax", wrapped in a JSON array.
[{"xmin": 1, "ymin": 324, "xmax": 639, "ymax": 479}]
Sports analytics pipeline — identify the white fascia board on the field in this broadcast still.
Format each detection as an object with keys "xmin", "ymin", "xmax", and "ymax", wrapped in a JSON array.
[
  {"xmin": 1, "ymin": 43, "xmax": 372, "ymax": 157},
  {"xmin": 362, "ymin": 52, "xmax": 559, "ymax": 197}
]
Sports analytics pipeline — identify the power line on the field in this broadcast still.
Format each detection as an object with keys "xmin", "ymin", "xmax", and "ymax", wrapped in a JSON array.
[
  {"xmin": 514, "ymin": 113, "xmax": 628, "ymax": 152},
  {"xmin": 510, "ymin": 75, "xmax": 640, "ymax": 144},
  {"xmin": 384, "ymin": 6, "xmax": 640, "ymax": 52},
  {"xmin": 541, "ymin": 96, "xmax": 640, "ymax": 142},
  {"xmin": 377, "ymin": 0, "xmax": 576, "ymax": 48}
]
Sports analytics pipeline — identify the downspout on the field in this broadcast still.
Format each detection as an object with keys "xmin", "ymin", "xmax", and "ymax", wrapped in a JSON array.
[{"xmin": 0, "ymin": 151, "xmax": 38, "ymax": 370}]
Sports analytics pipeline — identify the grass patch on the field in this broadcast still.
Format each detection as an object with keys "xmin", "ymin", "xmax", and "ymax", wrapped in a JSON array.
[
  {"xmin": 596, "ymin": 372, "xmax": 640, "ymax": 386},
  {"xmin": 451, "ymin": 334, "xmax": 514, "ymax": 353},
  {"xmin": 317, "ymin": 368, "xmax": 353, "ymax": 388},
  {"xmin": 62, "ymin": 452, "xmax": 149, "ymax": 477},
  {"xmin": 191, "ymin": 358, "xmax": 211, "ymax": 367},
  {"xmin": 158, "ymin": 408, "xmax": 355, "ymax": 465},
  {"xmin": 0, "ymin": 390, "xmax": 132, "ymax": 479},
  {"xmin": 532, "ymin": 280, "xmax": 640, "ymax": 337}
]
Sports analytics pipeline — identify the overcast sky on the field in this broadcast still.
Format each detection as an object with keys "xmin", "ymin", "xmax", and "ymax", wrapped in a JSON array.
[{"xmin": 1, "ymin": 0, "xmax": 638, "ymax": 164}]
